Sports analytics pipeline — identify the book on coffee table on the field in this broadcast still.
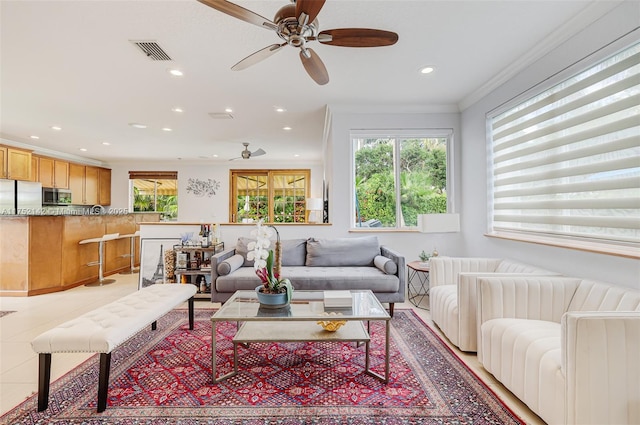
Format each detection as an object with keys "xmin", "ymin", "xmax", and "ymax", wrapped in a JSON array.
[{"xmin": 324, "ymin": 290, "xmax": 352, "ymax": 307}]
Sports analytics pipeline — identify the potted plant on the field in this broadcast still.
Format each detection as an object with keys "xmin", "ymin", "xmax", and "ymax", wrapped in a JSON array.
[
  {"xmin": 419, "ymin": 250, "xmax": 431, "ymax": 265},
  {"xmin": 247, "ymin": 220, "xmax": 294, "ymax": 308}
]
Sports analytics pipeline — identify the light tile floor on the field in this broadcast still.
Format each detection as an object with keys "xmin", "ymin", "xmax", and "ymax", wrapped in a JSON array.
[{"xmin": 0, "ymin": 273, "xmax": 545, "ymax": 424}]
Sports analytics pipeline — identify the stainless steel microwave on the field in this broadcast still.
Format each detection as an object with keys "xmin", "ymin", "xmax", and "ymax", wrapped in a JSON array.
[{"xmin": 42, "ymin": 187, "xmax": 72, "ymax": 206}]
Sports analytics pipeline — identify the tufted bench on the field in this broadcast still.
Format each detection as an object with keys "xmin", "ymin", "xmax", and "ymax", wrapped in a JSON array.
[{"xmin": 31, "ymin": 283, "xmax": 198, "ymax": 412}]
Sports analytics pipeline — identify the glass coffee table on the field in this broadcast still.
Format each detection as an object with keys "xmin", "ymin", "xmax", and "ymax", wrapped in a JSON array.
[{"xmin": 211, "ymin": 289, "xmax": 391, "ymax": 383}]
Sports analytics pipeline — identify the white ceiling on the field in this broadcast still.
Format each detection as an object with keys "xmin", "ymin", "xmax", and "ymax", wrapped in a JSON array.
[{"xmin": 0, "ymin": 0, "xmax": 615, "ymax": 163}]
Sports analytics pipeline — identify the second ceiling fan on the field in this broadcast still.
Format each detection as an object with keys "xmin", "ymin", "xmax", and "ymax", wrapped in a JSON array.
[{"xmin": 198, "ymin": 0, "xmax": 399, "ymax": 85}]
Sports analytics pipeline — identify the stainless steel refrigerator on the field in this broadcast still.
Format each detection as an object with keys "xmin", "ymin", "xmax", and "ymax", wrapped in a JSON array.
[{"xmin": 0, "ymin": 179, "xmax": 43, "ymax": 214}]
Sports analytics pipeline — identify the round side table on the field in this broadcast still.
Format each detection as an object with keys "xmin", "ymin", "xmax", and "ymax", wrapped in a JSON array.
[{"xmin": 407, "ymin": 261, "xmax": 430, "ymax": 310}]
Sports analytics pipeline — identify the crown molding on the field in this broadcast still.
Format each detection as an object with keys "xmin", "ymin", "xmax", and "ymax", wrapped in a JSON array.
[{"xmin": 458, "ymin": 1, "xmax": 623, "ymax": 111}]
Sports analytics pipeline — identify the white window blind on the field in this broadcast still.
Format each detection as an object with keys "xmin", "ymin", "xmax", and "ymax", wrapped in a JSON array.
[{"xmin": 489, "ymin": 42, "xmax": 640, "ymax": 247}]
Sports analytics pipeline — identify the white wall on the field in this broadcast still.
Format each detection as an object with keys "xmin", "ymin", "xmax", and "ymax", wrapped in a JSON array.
[
  {"xmin": 460, "ymin": 1, "xmax": 640, "ymax": 289},
  {"xmin": 107, "ymin": 160, "xmax": 324, "ymax": 223},
  {"xmin": 326, "ymin": 108, "xmax": 463, "ymax": 260}
]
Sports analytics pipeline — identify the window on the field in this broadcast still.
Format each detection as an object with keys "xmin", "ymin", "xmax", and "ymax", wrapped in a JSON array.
[
  {"xmin": 129, "ymin": 171, "xmax": 178, "ymax": 221},
  {"xmin": 352, "ymin": 131, "xmax": 451, "ymax": 229},
  {"xmin": 488, "ymin": 42, "xmax": 639, "ymax": 251},
  {"xmin": 230, "ymin": 169, "xmax": 310, "ymax": 223}
]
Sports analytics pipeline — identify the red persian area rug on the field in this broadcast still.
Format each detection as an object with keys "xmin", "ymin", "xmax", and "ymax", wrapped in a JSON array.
[{"xmin": 2, "ymin": 309, "xmax": 523, "ymax": 424}]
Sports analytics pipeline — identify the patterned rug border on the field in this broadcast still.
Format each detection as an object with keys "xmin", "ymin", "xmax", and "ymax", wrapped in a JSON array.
[{"xmin": 2, "ymin": 308, "xmax": 525, "ymax": 424}]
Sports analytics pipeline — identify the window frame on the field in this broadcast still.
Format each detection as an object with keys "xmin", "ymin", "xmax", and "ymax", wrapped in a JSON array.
[
  {"xmin": 229, "ymin": 169, "xmax": 311, "ymax": 223},
  {"xmin": 486, "ymin": 40, "xmax": 640, "ymax": 258},
  {"xmin": 350, "ymin": 129, "xmax": 454, "ymax": 230},
  {"xmin": 128, "ymin": 171, "xmax": 178, "ymax": 221}
]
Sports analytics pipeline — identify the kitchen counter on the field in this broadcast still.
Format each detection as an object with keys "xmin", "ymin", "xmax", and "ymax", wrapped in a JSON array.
[{"xmin": 0, "ymin": 213, "xmax": 159, "ymax": 296}]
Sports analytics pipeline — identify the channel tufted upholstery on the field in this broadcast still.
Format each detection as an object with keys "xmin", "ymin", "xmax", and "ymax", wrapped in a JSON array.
[
  {"xmin": 428, "ymin": 257, "xmax": 557, "ymax": 352},
  {"xmin": 477, "ymin": 276, "xmax": 640, "ymax": 425}
]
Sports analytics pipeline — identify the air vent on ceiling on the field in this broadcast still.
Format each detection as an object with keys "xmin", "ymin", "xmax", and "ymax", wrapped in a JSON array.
[
  {"xmin": 208, "ymin": 112, "xmax": 234, "ymax": 119},
  {"xmin": 131, "ymin": 40, "xmax": 172, "ymax": 61}
]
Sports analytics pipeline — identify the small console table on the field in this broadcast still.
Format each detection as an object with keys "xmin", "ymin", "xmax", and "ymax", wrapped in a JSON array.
[{"xmin": 407, "ymin": 261, "xmax": 430, "ymax": 310}]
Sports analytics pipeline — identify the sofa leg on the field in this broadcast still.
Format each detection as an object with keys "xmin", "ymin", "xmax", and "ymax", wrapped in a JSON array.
[{"xmin": 388, "ymin": 303, "xmax": 394, "ymax": 317}]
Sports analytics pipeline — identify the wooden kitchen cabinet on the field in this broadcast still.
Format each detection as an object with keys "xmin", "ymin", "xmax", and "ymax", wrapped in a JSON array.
[
  {"xmin": 0, "ymin": 147, "xmax": 6, "ymax": 179},
  {"xmin": 30, "ymin": 156, "xmax": 39, "ymax": 182},
  {"xmin": 69, "ymin": 163, "xmax": 100, "ymax": 205},
  {"xmin": 0, "ymin": 146, "xmax": 32, "ymax": 180},
  {"xmin": 37, "ymin": 157, "xmax": 69, "ymax": 188},
  {"xmin": 99, "ymin": 167, "xmax": 111, "ymax": 205}
]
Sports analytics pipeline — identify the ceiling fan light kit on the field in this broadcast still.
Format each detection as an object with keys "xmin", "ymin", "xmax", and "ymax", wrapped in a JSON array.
[{"xmin": 198, "ymin": 0, "xmax": 399, "ymax": 85}]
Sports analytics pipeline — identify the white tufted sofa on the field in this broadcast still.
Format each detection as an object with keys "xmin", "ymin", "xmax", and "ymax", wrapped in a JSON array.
[
  {"xmin": 428, "ymin": 257, "xmax": 557, "ymax": 352},
  {"xmin": 477, "ymin": 276, "xmax": 640, "ymax": 425}
]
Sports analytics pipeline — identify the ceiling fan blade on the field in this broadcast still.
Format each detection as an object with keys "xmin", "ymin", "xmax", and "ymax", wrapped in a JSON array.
[
  {"xmin": 231, "ymin": 43, "xmax": 286, "ymax": 71},
  {"xmin": 229, "ymin": 156, "xmax": 242, "ymax": 161},
  {"xmin": 295, "ymin": 0, "xmax": 326, "ymax": 25},
  {"xmin": 251, "ymin": 148, "xmax": 266, "ymax": 157},
  {"xmin": 318, "ymin": 28, "xmax": 399, "ymax": 47},
  {"xmin": 300, "ymin": 48, "xmax": 329, "ymax": 85},
  {"xmin": 197, "ymin": 0, "xmax": 277, "ymax": 31}
]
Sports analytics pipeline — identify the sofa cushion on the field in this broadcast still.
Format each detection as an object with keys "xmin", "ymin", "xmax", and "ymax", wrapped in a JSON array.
[
  {"xmin": 374, "ymin": 255, "xmax": 397, "ymax": 275},
  {"xmin": 235, "ymin": 237, "xmax": 255, "ymax": 267},
  {"xmin": 280, "ymin": 239, "xmax": 307, "ymax": 266},
  {"xmin": 305, "ymin": 236, "xmax": 379, "ymax": 267},
  {"xmin": 217, "ymin": 254, "xmax": 245, "ymax": 276}
]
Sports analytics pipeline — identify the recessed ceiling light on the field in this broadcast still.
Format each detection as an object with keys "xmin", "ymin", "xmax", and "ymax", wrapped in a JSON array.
[
  {"xmin": 129, "ymin": 123, "xmax": 147, "ymax": 129},
  {"xmin": 50, "ymin": 126, "xmax": 62, "ymax": 131},
  {"xmin": 275, "ymin": 107, "xmax": 286, "ymax": 113},
  {"xmin": 79, "ymin": 148, "xmax": 87, "ymax": 152},
  {"xmin": 212, "ymin": 154, "xmax": 218, "ymax": 158},
  {"xmin": 294, "ymin": 154, "xmax": 300, "ymax": 157},
  {"xmin": 168, "ymin": 69, "xmax": 183, "ymax": 77},
  {"xmin": 162, "ymin": 127, "xmax": 173, "ymax": 132},
  {"xmin": 283, "ymin": 126, "xmax": 292, "ymax": 131},
  {"xmin": 419, "ymin": 66, "xmax": 435, "ymax": 74},
  {"xmin": 30, "ymin": 135, "xmax": 39, "ymax": 139},
  {"xmin": 224, "ymin": 108, "xmax": 233, "ymax": 113},
  {"xmin": 171, "ymin": 107, "xmax": 184, "ymax": 113},
  {"xmin": 102, "ymin": 142, "xmax": 111, "ymax": 146}
]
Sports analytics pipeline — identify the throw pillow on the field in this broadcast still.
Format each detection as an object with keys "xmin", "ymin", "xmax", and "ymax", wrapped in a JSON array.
[
  {"xmin": 305, "ymin": 236, "xmax": 380, "ymax": 267},
  {"xmin": 235, "ymin": 237, "xmax": 255, "ymax": 267},
  {"xmin": 280, "ymin": 239, "xmax": 307, "ymax": 266},
  {"xmin": 217, "ymin": 254, "xmax": 245, "ymax": 276},
  {"xmin": 374, "ymin": 255, "xmax": 397, "ymax": 275}
]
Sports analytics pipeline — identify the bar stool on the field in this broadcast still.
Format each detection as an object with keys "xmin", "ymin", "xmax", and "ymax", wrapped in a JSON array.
[
  {"xmin": 118, "ymin": 230, "xmax": 140, "ymax": 274},
  {"xmin": 79, "ymin": 233, "xmax": 120, "ymax": 286}
]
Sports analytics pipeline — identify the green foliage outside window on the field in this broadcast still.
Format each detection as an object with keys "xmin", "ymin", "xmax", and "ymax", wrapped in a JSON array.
[
  {"xmin": 133, "ymin": 185, "xmax": 178, "ymax": 221},
  {"xmin": 354, "ymin": 137, "xmax": 448, "ymax": 228}
]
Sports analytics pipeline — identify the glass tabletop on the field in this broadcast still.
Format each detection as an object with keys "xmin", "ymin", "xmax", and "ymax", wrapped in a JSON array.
[{"xmin": 212, "ymin": 290, "xmax": 389, "ymax": 321}]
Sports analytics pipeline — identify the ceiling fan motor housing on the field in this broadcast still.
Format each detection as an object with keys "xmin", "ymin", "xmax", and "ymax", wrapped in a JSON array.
[{"xmin": 274, "ymin": 4, "xmax": 318, "ymax": 47}]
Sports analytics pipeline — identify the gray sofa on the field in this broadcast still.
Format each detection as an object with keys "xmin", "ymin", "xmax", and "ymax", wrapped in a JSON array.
[{"xmin": 210, "ymin": 236, "xmax": 405, "ymax": 316}]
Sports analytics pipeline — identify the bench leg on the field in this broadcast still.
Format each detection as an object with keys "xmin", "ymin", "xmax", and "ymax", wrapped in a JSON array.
[
  {"xmin": 97, "ymin": 353, "xmax": 111, "ymax": 412},
  {"xmin": 151, "ymin": 321, "xmax": 157, "ymax": 331},
  {"xmin": 37, "ymin": 353, "xmax": 52, "ymax": 412},
  {"xmin": 189, "ymin": 296, "xmax": 194, "ymax": 330}
]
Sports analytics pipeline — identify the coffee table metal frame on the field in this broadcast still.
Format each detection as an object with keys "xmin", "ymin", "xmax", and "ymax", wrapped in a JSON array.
[{"xmin": 211, "ymin": 289, "xmax": 391, "ymax": 384}]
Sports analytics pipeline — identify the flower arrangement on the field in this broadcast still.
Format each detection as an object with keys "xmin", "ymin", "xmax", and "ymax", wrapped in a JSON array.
[{"xmin": 247, "ymin": 220, "xmax": 293, "ymax": 303}]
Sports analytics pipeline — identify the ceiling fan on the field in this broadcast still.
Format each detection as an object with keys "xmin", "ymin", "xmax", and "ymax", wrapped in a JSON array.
[
  {"xmin": 197, "ymin": 0, "xmax": 399, "ymax": 85},
  {"xmin": 230, "ymin": 142, "xmax": 266, "ymax": 160}
]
